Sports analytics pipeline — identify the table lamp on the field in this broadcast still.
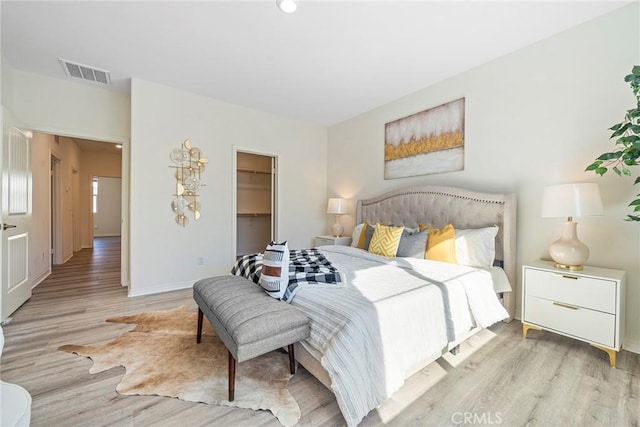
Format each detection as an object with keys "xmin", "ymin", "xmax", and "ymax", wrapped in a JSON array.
[
  {"xmin": 541, "ymin": 183, "xmax": 603, "ymax": 270},
  {"xmin": 327, "ymin": 198, "xmax": 347, "ymax": 237}
]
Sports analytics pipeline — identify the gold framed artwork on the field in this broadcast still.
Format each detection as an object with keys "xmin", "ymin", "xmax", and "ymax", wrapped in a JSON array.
[{"xmin": 384, "ymin": 97, "xmax": 465, "ymax": 179}]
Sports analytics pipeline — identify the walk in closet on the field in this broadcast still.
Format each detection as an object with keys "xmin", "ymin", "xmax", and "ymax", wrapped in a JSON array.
[{"xmin": 236, "ymin": 152, "xmax": 276, "ymax": 257}]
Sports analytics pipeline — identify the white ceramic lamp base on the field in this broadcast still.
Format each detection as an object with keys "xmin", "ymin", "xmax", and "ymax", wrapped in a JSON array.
[
  {"xmin": 548, "ymin": 220, "xmax": 589, "ymax": 270},
  {"xmin": 331, "ymin": 216, "xmax": 344, "ymax": 237}
]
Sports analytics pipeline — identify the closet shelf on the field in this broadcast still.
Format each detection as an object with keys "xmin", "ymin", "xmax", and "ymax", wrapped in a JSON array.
[
  {"xmin": 237, "ymin": 168, "xmax": 272, "ymax": 175},
  {"xmin": 237, "ymin": 212, "xmax": 272, "ymax": 217},
  {"xmin": 237, "ymin": 183, "xmax": 270, "ymax": 190}
]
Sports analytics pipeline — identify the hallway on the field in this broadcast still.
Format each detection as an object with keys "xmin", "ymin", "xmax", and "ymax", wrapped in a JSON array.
[{"xmin": 34, "ymin": 236, "xmax": 124, "ymax": 304}]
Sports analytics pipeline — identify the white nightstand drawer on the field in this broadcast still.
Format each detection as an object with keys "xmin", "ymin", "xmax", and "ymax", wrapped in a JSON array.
[
  {"xmin": 316, "ymin": 237, "xmax": 334, "ymax": 246},
  {"xmin": 524, "ymin": 268, "xmax": 616, "ymax": 314},
  {"xmin": 315, "ymin": 236, "xmax": 352, "ymax": 247},
  {"xmin": 524, "ymin": 295, "xmax": 615, "ymax": 347}
]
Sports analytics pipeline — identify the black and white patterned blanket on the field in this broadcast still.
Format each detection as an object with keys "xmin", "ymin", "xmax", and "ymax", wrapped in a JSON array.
[{"xmin": 231, "ymin": 248, "xmax": 342, "ymax": 302}]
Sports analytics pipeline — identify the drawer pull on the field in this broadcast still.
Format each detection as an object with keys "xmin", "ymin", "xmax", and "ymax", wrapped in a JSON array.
[
  {"xmin": 552, "ymin": 273, "xmax": 579, "ymax": 280},
  {"xmin": 553, "ymin": 301, "xmax": 578, "ymax": 310}
]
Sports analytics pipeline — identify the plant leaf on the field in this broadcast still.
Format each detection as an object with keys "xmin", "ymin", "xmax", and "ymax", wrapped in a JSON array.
[
  {"xmin": 611, "ymin": 123, "xmax": 630, "ymax": 138},
  {"xmin": 635, "ymin": 176, "xmax": 640, "ymax": 185},
  {"xmin": 585, "ymin": 161, "xmax": 602, "ymax": 171},
  {"xmin": 597, "ymin": 152, "xmax": 620, "ymax": 160},
  {"xmin": 595, "ymin": 166, "xmax": 608, "ymax": 176}
]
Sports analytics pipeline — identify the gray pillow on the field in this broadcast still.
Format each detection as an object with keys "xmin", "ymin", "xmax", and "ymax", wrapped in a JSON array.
[
  {"xmin": 396, "ymin": 229, "xmax": 428, "ymax": 258},
  {"xmin": 361, "ymin": 224, "xmax": 375, "ymax": 250}
]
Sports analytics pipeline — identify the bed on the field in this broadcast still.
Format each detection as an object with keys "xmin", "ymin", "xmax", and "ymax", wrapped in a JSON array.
[
  {"xmin": 290, "ymin": 185, "xmax": 516, "ymax": 426},
  {"xmin": 232, "ymin": 184, "xmax": 516, "ymax": 426}
]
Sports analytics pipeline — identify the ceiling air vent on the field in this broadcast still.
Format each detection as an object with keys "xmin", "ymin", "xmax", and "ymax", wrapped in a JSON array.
[{"xmin": 58, "ymin": 59, "xmax": 111, "ymax": 85}]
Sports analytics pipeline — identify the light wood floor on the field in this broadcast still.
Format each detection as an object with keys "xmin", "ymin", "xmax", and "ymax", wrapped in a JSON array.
[{"xmin": 1, "ymin": 237, "xmax": 639, "ymax": 426}]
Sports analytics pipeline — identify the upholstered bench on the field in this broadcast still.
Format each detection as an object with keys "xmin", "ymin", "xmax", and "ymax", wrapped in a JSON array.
[{"xmin": 193, "ymin": 275, "xmax": 310, "ymax": 401}]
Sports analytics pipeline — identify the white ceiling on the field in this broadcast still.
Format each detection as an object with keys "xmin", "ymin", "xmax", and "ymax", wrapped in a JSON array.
[{"xmin": 1, "ymin": 1, "xmax": 631, "ymax": 126}]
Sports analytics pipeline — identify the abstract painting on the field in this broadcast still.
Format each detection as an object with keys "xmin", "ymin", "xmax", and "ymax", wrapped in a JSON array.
[{"xmin": 384, "ymin": 98, "xmax": 465, "ymax": 179}]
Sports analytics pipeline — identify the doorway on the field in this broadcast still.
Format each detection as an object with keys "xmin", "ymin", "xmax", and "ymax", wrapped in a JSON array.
[
  {"xmin": 45, "ymin": 135, "xmax": 126, "ymax": 285},
  {"xmin": 235, "ymin": 150, "xmax": 277, "ymax": 257},
  {"xmin": 92, "ymin": 176, "xmax": 122, "ymax": 238}
]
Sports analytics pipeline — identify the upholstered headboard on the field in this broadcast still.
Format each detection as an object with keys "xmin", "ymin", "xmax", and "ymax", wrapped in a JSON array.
[{"xmin": 356, "ymin": 184, "xmax": 517, "ymax": 319}]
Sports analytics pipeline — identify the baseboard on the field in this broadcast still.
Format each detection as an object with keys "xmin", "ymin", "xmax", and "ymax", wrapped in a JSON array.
[
  {"xmin": 30, "ymin": 270, "xmax": 51, "ymax": 289},
  {"xmin": 623, "ymin": 339, "xmax": 640, "ymax": 354},
  {"xmin": 127, "ymin": 280, "xmax": 193, "ymax": 297}
]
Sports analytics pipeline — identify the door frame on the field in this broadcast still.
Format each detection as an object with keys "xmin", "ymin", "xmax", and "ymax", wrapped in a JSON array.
[
  {"xmin": 232, "ymin": 146, "xmax": 278, "ymax": 262},
  {"xmin": 34, "ymin": 128, "xmax": 129, "ymax": 287},
  {"xmin": 50, "ymin": 154, "xmax": 63, "ymax": 265}
]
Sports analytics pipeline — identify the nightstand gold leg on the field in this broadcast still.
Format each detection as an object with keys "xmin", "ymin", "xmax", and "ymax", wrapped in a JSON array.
[
  {"xmin": 522, "ymin": 323, "xmax": 542, "ymax": 338},
  {"xmin": 591, "ymin": 344, "xmax": 617, "ymax": 368}
]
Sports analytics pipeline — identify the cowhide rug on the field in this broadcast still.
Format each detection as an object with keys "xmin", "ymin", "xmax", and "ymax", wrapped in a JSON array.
[{"xmin": 59, "ymin": 305, "xmax": 300, "ymax": 426}]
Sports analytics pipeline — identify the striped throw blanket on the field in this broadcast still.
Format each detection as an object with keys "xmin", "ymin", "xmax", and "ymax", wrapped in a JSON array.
[{"xmin": 231, "ymin": 248, "xmax": 342, "ymax": 302}]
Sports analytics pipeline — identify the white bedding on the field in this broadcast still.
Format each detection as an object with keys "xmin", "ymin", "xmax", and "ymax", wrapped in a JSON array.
[{"xmin": 292, "ymin": 245, "xmax": 508, "ymax": 426}]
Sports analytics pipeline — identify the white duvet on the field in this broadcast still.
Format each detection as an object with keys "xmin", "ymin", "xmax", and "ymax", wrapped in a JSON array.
[{"xmin": 291, "ymin": 245, "xmax": 508, "ymax": 427}]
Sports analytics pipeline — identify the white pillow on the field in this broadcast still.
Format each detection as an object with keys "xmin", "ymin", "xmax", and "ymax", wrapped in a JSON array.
[
  {"xmin": 259, "ymin": 241, "xmax": 290, "ymax": 299},
  {"xmin": 455, "ymin": 226, "xmax": 498, "ymax": 268},
  {"xmin": 351, "ymin": 223, "xmax": 365, "ymax": 247}
]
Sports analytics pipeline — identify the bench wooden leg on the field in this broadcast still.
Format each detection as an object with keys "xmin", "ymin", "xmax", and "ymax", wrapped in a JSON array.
[
  {"xmin": 288, "ymin": 344, "xmax": 295, "ymax": 374},
  {"xmin": 196, "ymin": 308, "xmax": 203, "ymax": 344},
  {"xmin": 228, "ymin": 351, "xmax": 236, "ymax": 401}
]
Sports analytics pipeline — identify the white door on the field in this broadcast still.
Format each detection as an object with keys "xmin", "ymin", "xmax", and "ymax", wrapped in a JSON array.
[{"xmin": 1, "ymin": 127, "xmax": 32, "ymax": 321}]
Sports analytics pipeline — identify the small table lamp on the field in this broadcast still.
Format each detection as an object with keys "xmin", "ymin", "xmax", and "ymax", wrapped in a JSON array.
[
  {"xmin": 327, "ymin": 198, "xmax": 347, "ymax": 237},
  {"xmin": 542, "ymin": 183, "xmax": 603, "ymax": 270}
]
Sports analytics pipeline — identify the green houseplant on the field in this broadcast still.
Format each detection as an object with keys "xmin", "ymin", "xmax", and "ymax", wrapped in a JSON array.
[{"xmin": 586, "ymin": 65, "xmax": 640, "ymax": 221}]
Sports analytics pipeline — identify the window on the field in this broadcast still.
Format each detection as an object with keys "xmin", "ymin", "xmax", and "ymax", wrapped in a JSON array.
[{"xmin": 92, "ymin": 178, "xmax": 98, "ymax": 214}]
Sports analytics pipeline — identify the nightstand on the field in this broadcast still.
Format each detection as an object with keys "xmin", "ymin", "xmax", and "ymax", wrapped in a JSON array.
[
  {"xmin": 315, "ymin": 235, "xmax": 352, "ymax": 247},
  {"xmin": 521, "ymin": 260, "xmax": 625, "ymax": 367}
]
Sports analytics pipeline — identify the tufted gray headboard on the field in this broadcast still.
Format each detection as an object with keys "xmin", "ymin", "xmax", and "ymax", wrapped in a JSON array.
[{"xmin": 356, "ymin": 184, "xmax": 517, "ymax": 319}]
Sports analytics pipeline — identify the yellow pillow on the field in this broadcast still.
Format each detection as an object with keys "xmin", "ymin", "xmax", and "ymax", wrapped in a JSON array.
[
  {"xmin": 426, "ymin": 224, "xmax": 457, "ymax": 263},
  {"xmin": 357, "ymin": 221, "xmax": 370, "ymax": 249},
  {"xmin": 368, "ymin": 224, "xmax": 404, "ymax": 258}
]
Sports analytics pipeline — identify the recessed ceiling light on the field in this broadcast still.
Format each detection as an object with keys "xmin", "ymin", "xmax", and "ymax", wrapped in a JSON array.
[
  {"xmin": 276, "ymin": 0, "xmax": 296, "ymax": 14},
  {"xmin": 115, "ymin": 144, "xmax": 122, "ymax": 149}
]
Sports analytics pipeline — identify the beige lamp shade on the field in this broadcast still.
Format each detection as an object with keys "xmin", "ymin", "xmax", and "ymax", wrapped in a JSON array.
[
  {"xmin": 541, "ymin": 183, "xmax": 603, "ymax": 270},
  {"xmin": 327, "ymin": 198, "xmax": 347, "ymax": 237},
  {"xmin": 327, "ymin": 198, "xmax": 347, "ymax": 215},
  {"xmin": 542, "ymin": 183, "xmax": 603, "ymax": 219}
]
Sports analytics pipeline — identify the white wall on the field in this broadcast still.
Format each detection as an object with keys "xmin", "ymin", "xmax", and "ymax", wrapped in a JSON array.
[
  {"xmin": 79, "ymin": 151, "xmax": 122, "ymax": 247},
  {"xmin": 130, "ymin": 79, "xmax": 327, "ymax": 296},
  {"xmin": 30, "ymin": 133, "xmax": 81, "ymax": 280},
  {"xmin": 327, "ymin": 4, "xmax": 640, "ymax": 352},
  {"xmin": 94, "ymin": 177, "xmax": 122, "ymax": 237},
  {"xmin": 5, "ymin": 70, "xmax": 130, "ymax": 142},
  {"xmin": 30, "ymin": 132, "xmax": 53, "ymax": 282}
]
